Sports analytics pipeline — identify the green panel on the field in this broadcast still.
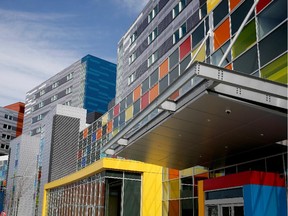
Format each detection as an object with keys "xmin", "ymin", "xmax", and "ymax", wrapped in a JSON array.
[
  {"xmin": 232, "ymin": 20, "xmax": 256, "ymax": 59},
  {"xmin": 261, "ymin": 53, "xmax": 288, "ymax": 84}
]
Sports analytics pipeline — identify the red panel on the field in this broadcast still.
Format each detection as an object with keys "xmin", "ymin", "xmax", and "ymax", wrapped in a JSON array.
[
  {"xmin": 169, "ymin": 200, "xmax": 180, "ymax": 216},
  {"xmin": 180, "ymin": 36, "xmax": 191, "ymax": 61},
  {"xmin": 141, "ymin": 92, "xmax": 149, "ymax": 110},
  {"xmin": 204, "ymin": 171, "xmax": 285, "ymax": 191},
  {"xmin": 256, "ymin": 0, "xmax": 272, "ymax": 13},
  {"xmin": 113, "ymin": 104, "xmax": 120, "ymax": 117}
]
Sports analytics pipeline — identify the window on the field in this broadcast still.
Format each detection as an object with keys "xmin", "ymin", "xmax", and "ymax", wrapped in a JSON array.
[
  {"xmin": 1, "ymin": 134, "xmax": 6, "ymax": 139},
  {"xmin": 36, "ymin": 127, "xmax": 42, "ymax": 134},
  {"xmin": 31, "ymin": 106, "xmax": 35, "ymax": 112},
  {"xmin": 64, "ymin": 100, "xmax": 72, "ymax": 106},
  {"xmin": 3, "ymin": 124, "xmax": 7, "ymax": 129},
  {"xmin": 129, "ymin": 52, "xmax": 136, "ymax": 64},
  {"xmin": 40, "ymin": 89, "xmax": 45, "ymax": 96},
  {"xmin": 51, "ymin": 95, "xmax": 58, "ymax": 102},
  {"xmin": 66, "ymin": 73, "xmax": 73, "ymax": 81},
  {"xmin": 173, "ymin": 0, "xmax": 186, "ymax": 19},
  {"xmin": 4, "ymin": 114, "xmax": 13, "ymax": 120},
  {"xmin": 52, "ymin": 82, "xmax": 59, "ymax": 89},
  {"xmin": 148, "ymin": 27, "xmax": 158, "ymax": 45},
  {"xmin": 173, "ymin": 23, "xmax": 187, "ymax": 44},
  {"xmin": 130, "ymin": 32, "xmax": 137, "ymax": 44},
  {"xmin": 6, "ymin": 135, "xmax": 10, "ymax": 140},
  {"xmin": 39, "ymin": 101, "xmax": 44, "ymax": 108},
  {"xmin": 66, "ymin": 87, "xmax": 72, "ymax": 94},
  {"xmin": 128, "ymin": 73, "xmax": 135, "ymax": 85},
  {"xmin": 148, "ymin": 51, "xmax": 158, "ymax": 67},
  {"xmin": 150, "ymin": 69, "xmax": 159, "ymax": 87},
  {"xmin": 37, "ymin": 114, "xmax": 43, "ymax": 121},
  {"xmin": 148, "ymin": 5, "xmax": 159, "ymax": 23},
  {"xmin": 7, "ymin": 125, "xmax": 11, "ymax": 130},
  {"xmin": 142, "ymin": 78, "xmax": 150, "ymax": 94}
]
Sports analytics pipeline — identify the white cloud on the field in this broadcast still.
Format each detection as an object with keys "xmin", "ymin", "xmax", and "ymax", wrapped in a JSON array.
[
  {"xmin": 0, "ymin": 9, "xmax": 84, "ymax": 106},
  {"xmin": 117, "ymin": 0, "xmax": 150, "ymax": 13}
]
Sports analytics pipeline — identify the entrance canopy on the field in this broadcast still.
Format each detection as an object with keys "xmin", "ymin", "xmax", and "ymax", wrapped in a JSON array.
[{"xmin": 103, "ymin": 62, "xmax": 287, "ymax": 169}]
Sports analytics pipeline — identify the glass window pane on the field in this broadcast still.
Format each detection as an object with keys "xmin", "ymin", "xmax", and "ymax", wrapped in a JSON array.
[
  {"xmin": 231, "ymin": 0, "xmax": 254, "ymax": 35},
  {"xmin": 211, "ymin": 40, "xmax": 231, "ymax": 66},
  {"xmin": 257, "ymin": 0, "xmax": 287, "ymax": 39},
  {"xmin": 142, "ymin": 78, "xmax": 149, "ymax": 93},
  {"xmin": 150, "ymin": 68, "xmax": 159, "ymax": 87},
  {"xmin": 120, "ymin": 99, "xmax": 126, "ymax": 112},
  {"xmin": 213, "ymin": 0, "xmax": 229, "ymax": 27},
  {"xmin": 133, "ymin": 99, "xmax": 140, "ymax": 116},
  {"xmin": 159, "ymin": 75, "xmax": 169, "ymax": 94},
  {"xmin": 192, "ymin": 21, "xmax": 205, "ymax": 47},
  {"xmin": 169, "ymin": 49, "xmax": 179, "ymax": 70},
  {"xmin": 261, "ymin": 53, "xmax": 287, "ymax": 84},
  {"xmin": 169, "ymin": 66, "xmax": 179, "ymax": 84},
  {"xmin": 232, "ymin": 19, "xmax": 256, "ymax": 59},
  {"xmin": 180, "ymin": 54, "xmax": 191, "ymax": 74},
  {"xmin": 233, "ymin": 45, "xmax": 258, "ymax": 74},
  {"xmin": 123, "ymin": 180, "xmax": 141, "ymax": 216},
  {"xmin": 259, "ymin": 22, "xmax": 287, "ymax": 67},
  {"xmin": 126, "ymin": 93, "xmax": 133, "ymax": 107}
]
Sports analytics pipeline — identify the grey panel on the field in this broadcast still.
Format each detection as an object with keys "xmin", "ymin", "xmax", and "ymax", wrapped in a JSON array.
[{"xmin": 49, "ymin": 115, "xmax": 80, "ymax": 181}]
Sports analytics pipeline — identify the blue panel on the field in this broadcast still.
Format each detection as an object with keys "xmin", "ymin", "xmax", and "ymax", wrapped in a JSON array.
[
  {"xmin": 81, "ymin": 55, "xmax": 117, "ymax": 113},
  {"xmin": 243, "ymin": 185, "xmax": 287, "ymax": 216},
  {"xmin": 0, "ymin": 191, "xmax": 4, "ymax": 212}
]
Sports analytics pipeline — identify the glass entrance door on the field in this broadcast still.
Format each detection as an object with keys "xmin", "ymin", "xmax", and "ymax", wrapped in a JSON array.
[{"xmin": 207, "ymin": 204, "xmax": 244, "ymax": 216}]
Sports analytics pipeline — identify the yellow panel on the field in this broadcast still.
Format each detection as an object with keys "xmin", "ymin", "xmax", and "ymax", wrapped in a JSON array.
[
  {"xmin": 102, "ymin": 113, "xmax": 108, "ymax": 125},
  {"xmin": 163, "ymin": 182, "xmax": 169, "ymax": 200},
  {"xmin": 125, "ymin": 105, "xmax": 133, "ymax": 121},
  {"xmin": 192, "ymin": 44, "xmax": 206, "ymax": 62},
  {"xmin": 162, "ymin": 201, "xmax": 169, "ymax": 216},
  {"xmin": 180, "ymin": 167, "xmax": 193, "ymax": 177},
  {"xmin": 261, "ymin": 53, "xmax": 287, "ymax": 84},
  {"xmin": 162, "ymin": 167, "xmax": 169, "ymax": 181},
  {"xmin": 207, "ymin": 0, "xmax": 221, "ymax": 13},
  {"xmin": 198, "ymin": 181, "xmax": 205, "ymax": 216},
  {"xmin": 193, "ymin": 166, "xmax": 209, "ymax": 175},
  {"xmin": 169, "ymin": 179, "xmax": 180, "ymax": 199},
  {"xmin": 112, "ymin": 128, "xmax": 119, "ymax": 136}
]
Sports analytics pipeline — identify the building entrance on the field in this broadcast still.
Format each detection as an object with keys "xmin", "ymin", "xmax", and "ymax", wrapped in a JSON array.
[{"xmin": 207, "ymin": 204, "xmax": 244, "ymax": 216}]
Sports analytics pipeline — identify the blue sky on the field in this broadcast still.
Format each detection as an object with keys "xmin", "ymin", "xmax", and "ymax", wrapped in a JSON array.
[{"xmin": 0, "ymin": 0, "xmax": 149, "ymax": 106}]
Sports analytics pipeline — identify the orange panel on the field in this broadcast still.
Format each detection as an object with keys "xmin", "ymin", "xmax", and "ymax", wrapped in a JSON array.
[
  {"xmin": 169, "ymin": 168, "xmax": 179, "ymax": 180},
  {"xmin": 169, "ymin": 90, "xmax": 180, "ymax": 101},
  {"xmin": 225, "ymin": 63, "xmax": 233, "ymax": 70},
  {"xmin": 96, "ymin": 128, "xmax": 102, "ymax": 140},
  {"xmin": 133, "ymin": 85, "xmax": 142, "ymax": 101},
  {"xmin": 83, "ymin": 128, "xmax": 88, "ymax": 139},
  {"xmin": 149, "ymin": 84, "xmax": 159, "ymax": 102},
  {"xmin": 229, "ymin": 0, "xmax": 241, "ymax": 11},
  {"xmin": 214, "ymin": 18, "xmax": 230, "ymax": 51},
  {"xmin": 107, "ymin": 121, "xmax": 113, "ymax": 133},
  {"xmin": 159, "ymin": 59, "xmax": 169, "ymax": 79}
]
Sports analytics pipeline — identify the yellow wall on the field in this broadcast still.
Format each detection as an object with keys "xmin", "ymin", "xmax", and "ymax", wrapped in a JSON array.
[{"xmin": 42, "ymin": 158, "xmax": 162, "ymax": 216}]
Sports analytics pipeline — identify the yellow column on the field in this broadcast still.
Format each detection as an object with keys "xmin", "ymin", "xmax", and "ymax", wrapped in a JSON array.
[
  {"xmin": 198, "ymin": 180, "xmax": 205, "ymax": 216},
  {"xmin": 42, "ymin": 188, "xmax": 47, "ymax": 216},
  {"xmin": 142, "ymin": 166, "xmax": 163, "ymax": 216}
]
